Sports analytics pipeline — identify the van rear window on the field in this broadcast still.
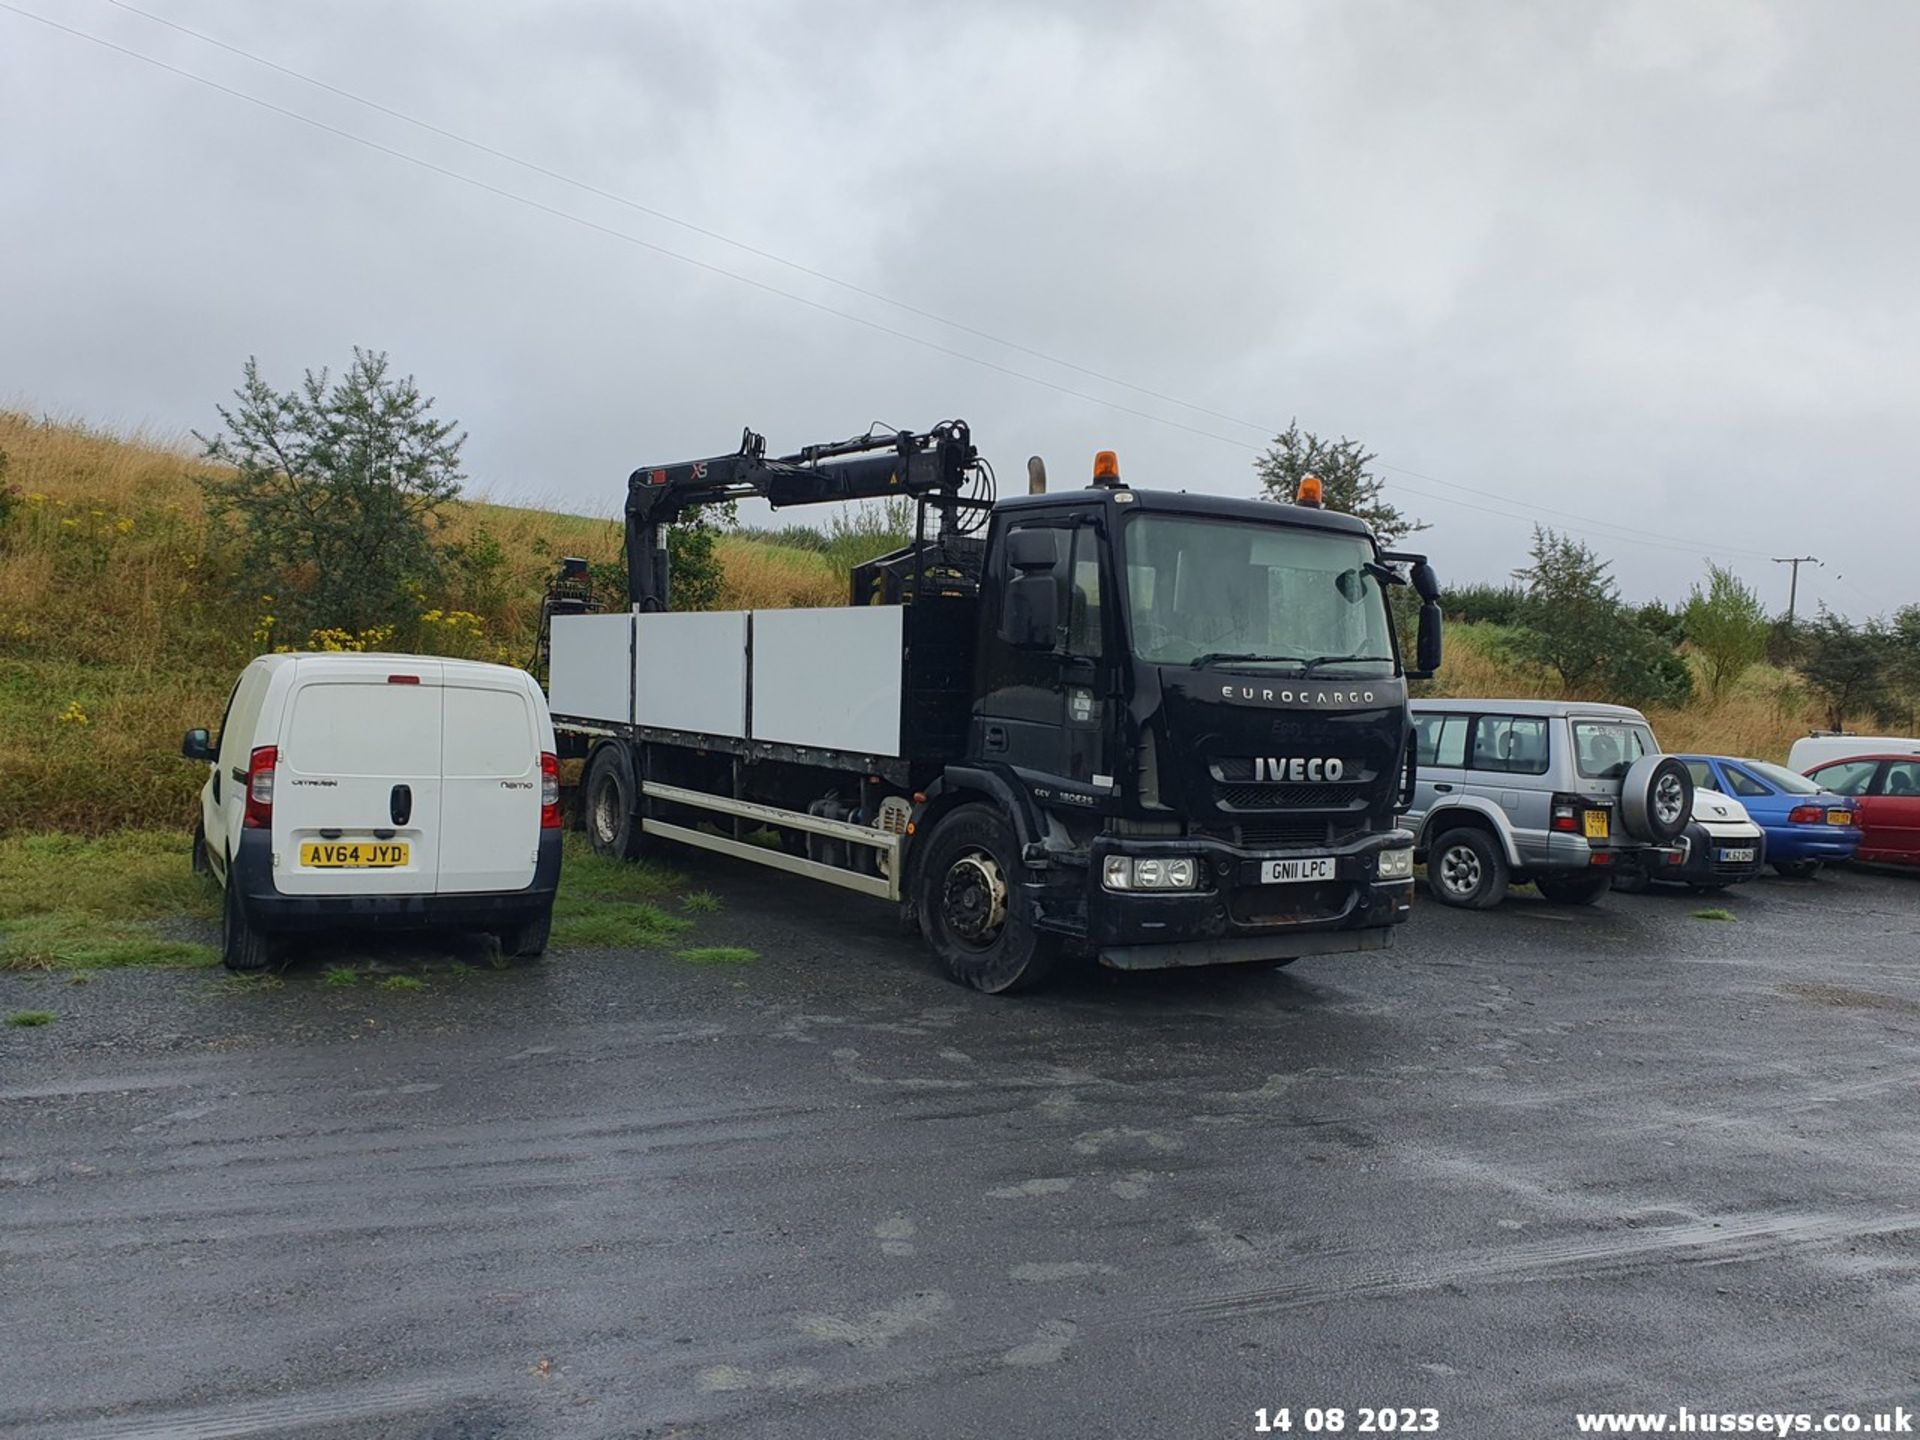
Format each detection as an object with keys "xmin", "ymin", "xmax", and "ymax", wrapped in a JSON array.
[
  {"xmin": 286, "ymin": 683, "xmax": 440, "ymax": 777},
  {"xmin": 443, "ymin": 688, "xmax": 536, "ymax": 778}
]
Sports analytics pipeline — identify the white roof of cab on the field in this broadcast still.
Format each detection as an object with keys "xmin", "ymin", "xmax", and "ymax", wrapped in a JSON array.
[{"xmin": 249, "ymin": 652, "xmax": 536, "ymax": 685}]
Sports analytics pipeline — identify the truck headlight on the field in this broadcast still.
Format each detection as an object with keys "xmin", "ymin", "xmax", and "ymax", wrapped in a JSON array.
[
  {"xmin": 1102, "ymin": 855, "xmax": 1200, "ymax": 891},
  {"xmin": 1376, "ymin": 847, "xmax": 1414, "ymax": 881}
]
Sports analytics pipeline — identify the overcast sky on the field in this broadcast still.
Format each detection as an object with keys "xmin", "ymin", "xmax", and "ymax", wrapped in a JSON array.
[{"xmin": 3, "ymin": 0, "xmax": 1913, "ymax": 616}]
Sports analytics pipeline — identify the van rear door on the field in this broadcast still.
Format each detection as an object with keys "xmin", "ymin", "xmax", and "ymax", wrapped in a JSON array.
[
  {"xmin": 437, "ymin": 678, "xmax": 541, "ymax": 894},
  {"xmin": 274, "ymin": 659, "xmax": 444, "ymax": 897}
]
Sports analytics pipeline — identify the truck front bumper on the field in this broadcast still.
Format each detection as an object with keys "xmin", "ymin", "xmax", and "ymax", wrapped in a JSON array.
[{"xmin": 1072, "ymin": 829, "xmax": 1415, "ymax": 970}]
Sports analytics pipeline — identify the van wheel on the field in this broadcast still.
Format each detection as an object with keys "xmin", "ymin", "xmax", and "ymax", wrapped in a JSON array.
[
  {"xmin": 191, "ymin": 820, "xmax": 211, "ymax": 877},
  {"xmin": 916, "ymin": 804, "xmax": 1060, "ymax": 994},
  {"xmin": 496, "ymin": 909, "xmax": 551, "ymax": 960},
  {"xmin": 1535, "ymin": 871, "xmax": 1611, "ymax": 905},
  {"xmin": 584, "ymin": 748, "xmax": 643, "ymax": 860},
  {"xmin": 1428, "ymin": 828, "xmax": 1508, "ymax": 909},
  {"xmin": 220, "ymin": 872, "xmax": 275, "ymax": 972}
]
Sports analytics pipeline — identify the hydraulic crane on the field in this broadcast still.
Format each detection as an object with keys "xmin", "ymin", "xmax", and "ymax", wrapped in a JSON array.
[{"xmin": 622, "ymin": 420, "xmax": 992, "ymax": 611}]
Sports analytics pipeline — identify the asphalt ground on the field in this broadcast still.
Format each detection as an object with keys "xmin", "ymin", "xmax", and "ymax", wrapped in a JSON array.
[{"xmin": 2, "ymin": 861, "xmax": 1917, "ymax": 1440}]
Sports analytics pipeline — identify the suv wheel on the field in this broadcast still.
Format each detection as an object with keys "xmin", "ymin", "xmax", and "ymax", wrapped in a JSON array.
[
  {"xmin": 1428, "ymin": 828, "xmax": 1508, "ymax": 909},
  {"xmin": 1620, "ymin": 755, "xmax": 1694, "ymax": 843},
  {"xmin": 1535, "ymin": 871, "xmax": 1612, "ymax": 905}
]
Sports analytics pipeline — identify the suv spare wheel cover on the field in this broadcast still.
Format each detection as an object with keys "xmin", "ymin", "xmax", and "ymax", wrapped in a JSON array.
[{"xmin": 1619, "ymin": 754, "xmax": 1694, "ymax": 843}]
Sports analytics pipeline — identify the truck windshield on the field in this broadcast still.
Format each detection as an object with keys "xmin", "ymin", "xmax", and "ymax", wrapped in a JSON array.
[{"xmin": 1121, "ymin": 514, "xmax": 1394, "ymax": 674}]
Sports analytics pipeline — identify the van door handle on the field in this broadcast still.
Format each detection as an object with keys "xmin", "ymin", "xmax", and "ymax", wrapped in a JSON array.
[
  {"xmin": 984, "ymin": 725, "xmax": 1009, "ymax": 753},
  {"xmin": 1432, "ymin": 783, "xmax": 1453, "ymax": 792},
  {"xmin": 390, "ymin": 784, "xmax": 412, "ymax": 826}
]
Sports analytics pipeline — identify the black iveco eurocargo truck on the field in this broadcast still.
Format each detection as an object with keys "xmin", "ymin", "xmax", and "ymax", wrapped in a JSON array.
[{"xmin": 543, "ymin": 421, "xmax": 1443, "ymax": 993}]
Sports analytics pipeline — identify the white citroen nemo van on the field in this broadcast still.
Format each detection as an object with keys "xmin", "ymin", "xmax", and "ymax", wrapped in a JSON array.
[{"xmin": 182, "ymin": 653, "xmax": 562, "ymax": 970}]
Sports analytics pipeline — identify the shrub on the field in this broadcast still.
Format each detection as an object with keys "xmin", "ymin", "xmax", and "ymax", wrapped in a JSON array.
[{"xmin": 1683, "ymin": 566, "xmax": 1768, "ymax": 697}]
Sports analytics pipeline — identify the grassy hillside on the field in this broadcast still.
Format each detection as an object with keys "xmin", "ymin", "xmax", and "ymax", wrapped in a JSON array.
[{"xmin": 0, "ymin": 411, "xmax": 1854, "ymax": 836}]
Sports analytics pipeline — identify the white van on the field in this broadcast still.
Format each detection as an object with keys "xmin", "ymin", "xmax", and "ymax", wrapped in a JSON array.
[
  {"xmin": 182, "ymin": 653, "xmax": 562, "ymax": 971},
  {"xmin": 1787, "ymin": 733, "xmax": 1920, "ymax": 773}
]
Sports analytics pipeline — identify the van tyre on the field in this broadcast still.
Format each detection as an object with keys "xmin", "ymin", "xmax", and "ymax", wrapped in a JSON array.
[
  {"xmin": 220, "ymin": 873, "xmax": 275, "ymax": 972},
  {"xmin": 191, "ymin": 820, "xmax": 211, "ymax": 878},
  {"xmin": 584, "ymin": 748, "xmax": 644, "ymax": 861},
  {"xmin": 496, "ymin": 909, "xmax": 551, "ymax": 960},
  {"xmin": 1535, "ymin": 871, "xmax": 1612, "ymax": 905},
  {"xmin": 1428, "ymin": 827, "xmax": 1508, "ymax": 909},
  {"xmin": 916, "ymin": 804, "xmax": 1060, "ymax": 994},
  {"xmin": 1620, "ymin": 755, "xmax": 1694, "ymax": 843}
]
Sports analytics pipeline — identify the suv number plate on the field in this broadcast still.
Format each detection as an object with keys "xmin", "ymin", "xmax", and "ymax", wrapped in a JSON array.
[{"xmin": 1262, "ymin": 857, "xmax": 1336, "ymax": 885}]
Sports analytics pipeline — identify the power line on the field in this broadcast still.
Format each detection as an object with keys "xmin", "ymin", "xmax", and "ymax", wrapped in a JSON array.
[
  {"xmin": 1772, "ymin": 555, "xmax": 1821, "ymax": 625},
  {"xmin": 3, "ymin": 1, "xmax": 1836, "ymax": 574}
]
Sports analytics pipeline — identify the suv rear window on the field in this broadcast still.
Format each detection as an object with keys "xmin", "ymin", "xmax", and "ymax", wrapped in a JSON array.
[
  {"xmin": 1470, "ymin": 715, "xmax": 1549, "ymax": 775},
  {"xmin": 1571, "ymin": 720, "xmax": 1654, "ymax": 781}
]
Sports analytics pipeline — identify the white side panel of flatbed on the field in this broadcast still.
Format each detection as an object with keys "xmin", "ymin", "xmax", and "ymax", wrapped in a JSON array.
[
  {"xmin": 635, "ymin": 610, "xmax": 749, "ymax": 738},
  {"xmin": 751, "ymin": 607, "xmax": 903, "ymax": 756},
  {"xmin": 548, "ymin": 613, "xmax": 635, "ymax": 723}
]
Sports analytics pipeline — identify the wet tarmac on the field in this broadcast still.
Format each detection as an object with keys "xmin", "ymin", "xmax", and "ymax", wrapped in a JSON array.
[{"xmin": 2, "ymin": 862, "xmax": 1916, "ymax": 1438}]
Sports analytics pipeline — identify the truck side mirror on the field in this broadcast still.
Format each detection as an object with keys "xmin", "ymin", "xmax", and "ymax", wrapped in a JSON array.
[
  {"xmin": 1005, "ymin": 528, "xmax": 1059, "ymax": 571},
  {"xmin": 1411, "ymin": 600, "xmax": 1443, "ymax": 679},
  {"xmin": 1001, "ymin": 572, "xmax": 1059, "ymax": 651},
  {"xmin": 181, "ymin": 728, "xmax": 214, "ymax": 762},
  {"xmin": 1410, "ymin": 560, "xmax": 1440, "ymax": 603}
]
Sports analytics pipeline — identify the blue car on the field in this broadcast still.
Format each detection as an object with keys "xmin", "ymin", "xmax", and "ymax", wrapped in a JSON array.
[{"xmin": 1673, "ymin": 755, "xmax": 1863, "ymax": 877}]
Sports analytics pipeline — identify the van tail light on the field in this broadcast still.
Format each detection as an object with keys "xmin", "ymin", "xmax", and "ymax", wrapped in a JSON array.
[
  {"xmin": 1788, "ymin": 804, "xmax": 1824, "ymax": 824},
  {"xmin": 1550, "ymin": 793, "xmax": 1583, "ymax": 833},
  {"xmin": 540, "ymin": 752, "xmax": 561, "ymax": 829},
  {"xmin": 243, "ymin": 746, "xmax": 277, "ymax": 829}
]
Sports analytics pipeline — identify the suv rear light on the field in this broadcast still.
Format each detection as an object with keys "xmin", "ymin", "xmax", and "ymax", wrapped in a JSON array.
[
  {"xmin": 243, "ymin": 746, "xmax": 277, "ymax": 829},
  {"xmin": 1551, "ymin": 793, "xmax": 1584, "ymax": 833},
  {"xmin": 1788, "ymin": 804, "xmax": 1824, "ymax": 824},
  {"xmin": 540, "ymin": 752, "xmax": 561, "ymax": 829}
]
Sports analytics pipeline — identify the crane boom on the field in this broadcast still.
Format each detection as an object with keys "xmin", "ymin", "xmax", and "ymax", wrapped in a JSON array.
[{"xmin": 623, "ymin": 421, "xmax": 986, "ymax": 610}]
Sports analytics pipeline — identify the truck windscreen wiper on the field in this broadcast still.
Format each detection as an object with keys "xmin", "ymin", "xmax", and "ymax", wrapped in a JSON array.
[
  {"xmin": 1300, "ymin": 653, "xmax": 1394, "ymax": 676},
  {"xmin": 1187, "ymin": 652, "xmax": 1310, "ymax": 669}
]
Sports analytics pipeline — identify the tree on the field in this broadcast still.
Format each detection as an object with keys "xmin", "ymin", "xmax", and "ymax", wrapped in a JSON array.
[
  {"xmin": 199, "ymin": 350, "xmax": 465, "ymax": 640},
  {"xmin": 1684, "ymin": 564, "xmax": 1769, "ymax": 697},
  {"xmin": 1253, "ymin": 421, "xmax": 1426, "ymax": 547},
  {"xmin": 1798, "ymin": 608, "xmax": 1892, "ymax": 730},
  {"xmin": 1508, "ymin": 526, "xmax": 1620, "ymax": 691}
]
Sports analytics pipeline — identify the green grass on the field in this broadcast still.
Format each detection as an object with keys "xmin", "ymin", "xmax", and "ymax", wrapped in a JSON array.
[
  {"xmin": 0, "ymin": 914, "xmax": 216, "ymax": 972},
  {"xmin": 677, "ymin": 945, "xmax": 757, "ymax": 966},
  {"xmin": 1692, "ymin": 907, "xmax": 1737, "ymax": 922},
  {"xmin": 378, "ymin": 974, "xmax": 426, "ymax": 992},
  {"xmin": 549, "ymin": 833, "xmax": 692, "ymax": 949},
  {"xmin": 0, "ymin": 831, "xmax": 219, "ymax": 971},
  {"xmin": 322, "ymin": 965, "xmax": 359, "ymax": 987},
  {"xmin": 679, "ymin": 890, "xmax": 722, "ymax": 914},
  {"xmin": 6, "ymin": 1009, "xmax": 54, "ymax": 1027}
]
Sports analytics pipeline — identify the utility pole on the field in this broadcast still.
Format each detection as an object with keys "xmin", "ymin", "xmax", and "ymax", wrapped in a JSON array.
[{"xmin": 1772, "ymin": 555, "xmax": 1821, "ymax": 626}]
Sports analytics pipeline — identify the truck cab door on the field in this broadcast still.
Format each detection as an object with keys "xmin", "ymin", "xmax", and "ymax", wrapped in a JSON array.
[{"xmin": 972, "ymin": 512, "xmax": 1111, "ymax": 794}]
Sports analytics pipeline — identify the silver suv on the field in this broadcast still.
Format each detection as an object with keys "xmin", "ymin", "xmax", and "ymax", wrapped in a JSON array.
[{"xmin": 1406, "ymin": 699, "xmax": 1695, "ymax": 908}]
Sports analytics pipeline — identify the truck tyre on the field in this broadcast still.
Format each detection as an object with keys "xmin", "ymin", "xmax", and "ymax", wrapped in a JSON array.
[
  {"xmin": 1620, "ymin": 755, "xmax": 1693, "ymax": 843},
  {"xmin": 584, "ymin": 747, "xmax": 644, "ymax": 861},
  {"xmin": 916, "ymin": 804, "xmax": 1060, "ymax": 994},
  {"xmin": 220, "ymin": 871, "xmax": 275, "ymax": 972},
  {"xmin": 496, "ymin": 908, "xmax": 552, "ymax": 960},
  {"xmin": 1428, "ymin": 827, "xmax": 1508, "ymax": 909},
  {"xmin": 1535, "ymin": 871, "xmax": 1612, "ymax": 905}
]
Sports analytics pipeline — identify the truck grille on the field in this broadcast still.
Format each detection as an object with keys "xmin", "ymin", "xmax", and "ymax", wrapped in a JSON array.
[
  {"xmin": 1229, "ymin": 882, "xmax": 1351, "ymax": 926},
  {"xmin": 1217, "ymin": 782, "xmax": 1365, "ymax": 810}
]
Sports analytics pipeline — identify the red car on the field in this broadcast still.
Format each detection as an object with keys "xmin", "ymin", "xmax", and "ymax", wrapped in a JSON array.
[{"xmin": 1803, "ymin": 755, "xmax": 1920, "ymax": 867}]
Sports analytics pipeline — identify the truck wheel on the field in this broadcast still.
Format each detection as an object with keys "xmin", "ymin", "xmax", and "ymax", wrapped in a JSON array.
[
  {"xmin": 495, "ymin": 908, "xmax": 551, "ymax": 960},
  {"xmin": 1428, "ymin": 828, "xmax": 1508, "ymax": 909},
  {"xmin": 584, "ymin": 748, "xmax": 643, "ymax": 860},
  {"xmin": 220, "ymin": 872, "xmax": 275, "ymax": 973},
  {"xmin": 1535, "ymin": 871, "xmax": 1611, "ymax": 905},
  {"xmin": 916, "ymin": 804, "xmax": 1060, "ymax": 994},
  {"xmin": 1620, "ymin": 755, "xmax": 1694, "ymax": 843}
]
